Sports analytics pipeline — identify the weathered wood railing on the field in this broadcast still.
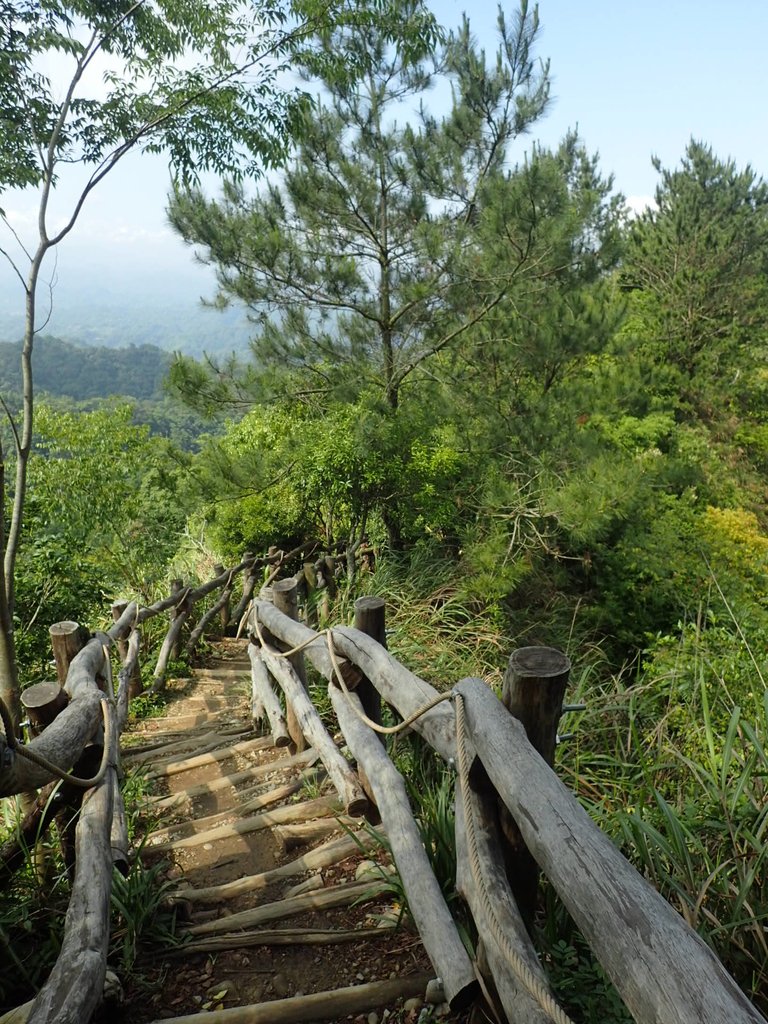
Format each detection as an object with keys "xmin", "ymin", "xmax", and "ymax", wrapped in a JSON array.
[
  {"xmin": 1, "ymin": 543, "xmax": 766, "ymax": 1024},
  {"xmin": 246, "ymin": 585, "xmax": 767, "ymax": 1024}
]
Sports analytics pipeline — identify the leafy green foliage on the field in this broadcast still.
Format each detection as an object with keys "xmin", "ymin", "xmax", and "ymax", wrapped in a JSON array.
[
  {"xmin": 544, "ymin": 937, "xmax": 632, "ymax": 1024},
  {"xmin": 11, "ymin": 402, "xmax": 188, "ymax": 677},
  {"xmin": 110, "ymin": 860, "xmax": 183, "ymax": 975}
]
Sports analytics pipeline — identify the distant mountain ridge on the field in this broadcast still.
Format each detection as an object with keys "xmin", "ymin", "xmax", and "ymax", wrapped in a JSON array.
[
  {"xmin": 0, "ymin": 336, "xmax": 171, "ymax": 401},
  {"xmin": 0, "ymin": 274, "xmax": 254, "ymax": 356}
]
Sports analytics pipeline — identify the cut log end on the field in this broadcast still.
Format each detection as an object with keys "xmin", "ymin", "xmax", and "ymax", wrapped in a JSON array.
[
  {"xmin": 507, "ymin": 646, "xmax": 571, "ymax": 679},
  {"xmin": 345, "ymin": 796, "xmax": 369, "ymax": 818}
]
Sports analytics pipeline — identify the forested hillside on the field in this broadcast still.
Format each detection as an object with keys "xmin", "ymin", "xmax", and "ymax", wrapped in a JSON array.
[
  {"xmin": 0, "ymin": 336, "xmax": 170, "ymax": 400},
  {"xmin": 1, "ymin": 0, "xmax": 767, "ymax": 1019}
]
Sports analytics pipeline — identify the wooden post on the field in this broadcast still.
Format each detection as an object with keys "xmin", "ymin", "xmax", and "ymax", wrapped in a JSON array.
[
  {"xmin": 315, "ymin": 555, "xmax": 336, "ymax": 621},
  {"xmin": 230, "ymin": 551, "xmax": 257, "ymax": 629},
  {"xmin": 49, "ymin": 621, "xmax": 89, "ymax": 686},
  {"xmin": 303, "ymin": 562, "xmax": 318, "ymax": 627},
  {"xmin": 272, "ymin": 578, "xmax": 308, "ymax": 753},
  {"xmin": 352, "ymin": 597, "xmax": 384, "ymax": 738},
  {"xmin": 111, "ymin": 601, "xmax": 143, "ymax": 698},
  {"xmin": 500, "ymin": 645, "xmax": 570, "ymax": 933},
  {"xmin": 21, "ymin": 682, "xmax": 69, "ymax": 736},
  {"xmin": 214, "ymin": 564, "xmax": 229, "ymax": 635},
  {"xmin": 169, "ymin": 579, "xmax": 184, "ymax": 660}
]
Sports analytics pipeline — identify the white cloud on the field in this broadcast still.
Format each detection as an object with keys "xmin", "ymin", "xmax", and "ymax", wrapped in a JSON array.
[{"xmin": 625, "ymin": 194, "xmax": 656, "ymax": 217}]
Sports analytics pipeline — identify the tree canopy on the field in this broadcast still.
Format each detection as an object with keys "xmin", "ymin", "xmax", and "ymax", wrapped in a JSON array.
[{"xmin": 168, "ymin": 0, "xmax": 550, "ymax": 412}]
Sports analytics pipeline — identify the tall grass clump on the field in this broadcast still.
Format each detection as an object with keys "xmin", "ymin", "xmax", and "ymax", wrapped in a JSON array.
[
  {"xmin": 350, "ymin": 544, "xmax": 507, "ymax": 689},
  {"xmin": 0, "ymin": 798, "xmax": 69, "ymax": 1009},
  {"xmin": 565, "ymin": 618, "xmax": 768, "ymax": 1011}
]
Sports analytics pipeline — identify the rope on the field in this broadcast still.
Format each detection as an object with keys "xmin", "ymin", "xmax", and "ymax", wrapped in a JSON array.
[
  {"xmin": 454, "ymin": 692, "xmax": 576, "ymax": 1024},
  {"xmin": 2, "ymin": 697, "xmax": 114, "ymax": 790},
  {"xmin": 323, "ymin": 629, "xmax": 453, "ymax": 735},
  {"xmin": 252, "ymin": 615, "xmax": 453, "ymax": 736}
]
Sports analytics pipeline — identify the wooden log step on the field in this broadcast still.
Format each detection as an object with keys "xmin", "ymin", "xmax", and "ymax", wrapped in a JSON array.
[
  {"xmin": 126, "ymin": 734, "xmax": 223, "ymax": 766},
  {"xmin": 186, "ymin": 879, "xmax": 387, "ymax": 936},
  {"xmin": 148, "ymin": 750, "xmax": 317, "ymax": 810},
  {"xmin": 171, "ymin": 924, "xmax": 397, "ymax": 956},
  {"xmin": 136, "ymin": 727, "xmax": 255, "ymax": 768},
  {"xmin": 147, "ymin": 796, "xmax": 344, "ymax": 854},
  {"xmin": 274, "ymin": 818, "xmax": 349, "ymax": 852},
  {"xmin": 122, "ymin": 731, "xmax": 220, "ymax": 759},
  {"xmin": 174, "ymin": 830, "xmax": 380, "ymax": 904},
  {"xmin": 146, "ymin": 736, "xmax": 274, "ymax": 779},
  {"xmin": 146, "ymin": 780, "xmax": 304, "ymax": 844},
  {"xmin": 148, "ymin": 973, "xmax": 433, "ymax": 1024}
]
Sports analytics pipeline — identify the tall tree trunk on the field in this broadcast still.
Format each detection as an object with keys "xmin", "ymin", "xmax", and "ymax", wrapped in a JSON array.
[{"xmin": 0, "ymin": 248, "xmax": 46, "ymax": 728}]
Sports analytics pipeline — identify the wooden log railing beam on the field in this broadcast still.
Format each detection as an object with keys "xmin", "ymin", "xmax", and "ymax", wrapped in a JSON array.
[
  {"xmin": 187, "ymin": 574, "xmax": 235, "ymax": 658},
  {"xmin": 261, "ymin": 643, "xmax": 367, "ymax": 817},
  {"xmin": 249, "ymin": 608, "xmax": 453, "ymax": 758},
  {"xmin": 454, "ymin": 750, "xmax": 556, "ymax": 1024},
  {"xmin": 26, "ymin": 633, "xmax": 124, "ymax": 1024},
  {"xmin": 27, "ymin": 763, "xmax": 114, "ymax": 1024},
  {"xmin": 115, "ymin": 628, "xmax": 141, "ymax": 734},
  {"xmin": 271, "ymin": 579, "xmax": 309, "ymax": 753},
  {"xmin": 453, "ymin": 677, "xmax": 766, "ymax": 1024},
  {"xmin": 329, "ymin": 684, "xmax": 477, "ymax": 1010},
  {"xmin": 230, "ymin": 550, "xmax": 258, "ymax": 629},
  {"xmin": 251, "ymin": 601, "xmax": 361, "ymax": 690},
  {"xmin": 0, "ymin": 688, "xmax": 103, "ymax": 797},
  {"xmin": 247, "ymin": 643, "xmax": 290, "ymax": 747},
  {"xmin": 151, "ymin": 601, "xmax": 192, "ymax": 690},
  {"xmin": 332, "ymin": 626, "xmax": 455, "ymax": 762},
  {"xmin": 111, "ymin": 601, "xmax": 143, "ymax": 698}
]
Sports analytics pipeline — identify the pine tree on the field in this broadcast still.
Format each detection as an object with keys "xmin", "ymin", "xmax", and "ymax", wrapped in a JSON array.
[
  {"xmin": 168, "ymin": 0, "xmax": 551, "ymax": 411},
  {"xmin": 623, "ymin": 140, "xmax": 768, "ymax": 416}
]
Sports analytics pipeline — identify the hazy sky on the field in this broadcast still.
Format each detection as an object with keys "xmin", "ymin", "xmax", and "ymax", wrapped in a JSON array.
[{"xmin": 2, "ymin": 0, "xmax": 767, "ymax": 307}]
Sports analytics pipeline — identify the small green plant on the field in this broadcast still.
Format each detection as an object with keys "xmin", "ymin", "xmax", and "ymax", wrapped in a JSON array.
[
  {"xmin": 300, "ymin": 768, "xmax": 328, "ymax": 801},
  {"xmin": 128, "ymin": 687, "xmax": 170, "ymax": 721},
  {"xmin": 109, "ymin": 858, "xmax": 183, "ymax": 975},
  {"xmin": 545, "ymin": 936, "xmax": 632, "ymax": 1024}
]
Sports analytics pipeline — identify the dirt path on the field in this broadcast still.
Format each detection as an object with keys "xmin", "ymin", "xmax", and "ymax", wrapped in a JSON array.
[{"xmin": 118, "ymin": 640, "xmax": 444, "ymax": 1024}]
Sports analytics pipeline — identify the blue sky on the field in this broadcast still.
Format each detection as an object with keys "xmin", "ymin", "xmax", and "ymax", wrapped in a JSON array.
[{"xmin": 2, "ymin": 0, "xmax": 768, "ymax": 309}]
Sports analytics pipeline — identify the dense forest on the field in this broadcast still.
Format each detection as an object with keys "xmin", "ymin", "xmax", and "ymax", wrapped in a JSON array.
[
  {"xmin": 1, "ymin": 0, "xmax": 767, "ymax": 1019},
  {"xmin": 0, "ymin": 336, "xmax": 170, "ymax": 400}
]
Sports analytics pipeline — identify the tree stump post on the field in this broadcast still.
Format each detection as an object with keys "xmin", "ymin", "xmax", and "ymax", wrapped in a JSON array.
[
  {"xmin": 499, "ymin": 645, "xmax": 571, "ymax": 933},
  {"xmin": 49, "ymin": 621, "xmax": 89, "ymax": 687},
  {"xmin": 214, "ymin": 564, "xmax": 230, "ymax": 635},
  {"xmin": 169, "ymin": 579, "xmax": 185, "ymax": 660},
  {"xmin": 18, "ymin": 680, "xmax": 76, "ymax": 882},
  {"xmin": 111, "ymin": 601, "xmax": 143, "ymax": 698},
  {"xmin": 303, "ymin": 562, "xmax": 318, "ymax": 627},
  {"xmin": 272, "ymin": 578, "xmax": 309, "ymax": 753},
  {"xmin": 21, "ymin": 682, "xmax": 69, "ymax": 737},
  {"xmin": 352, "ymin": 597, "xmax": 384, "ymax": 738}
]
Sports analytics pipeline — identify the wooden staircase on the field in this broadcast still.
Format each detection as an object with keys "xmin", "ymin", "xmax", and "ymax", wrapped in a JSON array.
[{"xmin": 119, "ymin": 640, "xmax": 438, "ymax": 1024}]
